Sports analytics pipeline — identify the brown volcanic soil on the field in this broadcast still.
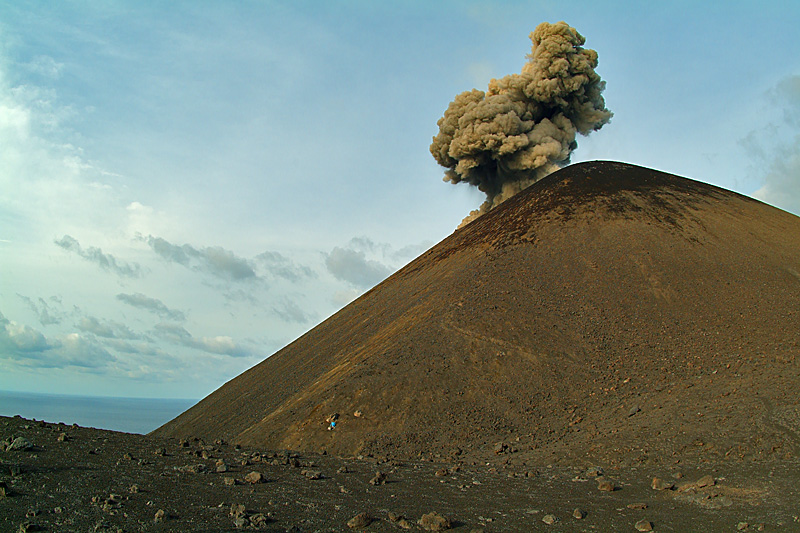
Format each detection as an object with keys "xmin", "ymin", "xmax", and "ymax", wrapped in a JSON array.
[
  {"xmin": 2, "ymin": 415, "xmax": 799, "ymax": 532},
  {"xmin": 153, "ymin": 161, "xmax": 800, "ymax": 468}
]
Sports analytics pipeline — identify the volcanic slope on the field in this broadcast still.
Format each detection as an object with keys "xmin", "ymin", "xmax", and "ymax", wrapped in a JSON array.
[{"xmin": 154, "ymin": 161, "xmax": 800, "ymax": 466}]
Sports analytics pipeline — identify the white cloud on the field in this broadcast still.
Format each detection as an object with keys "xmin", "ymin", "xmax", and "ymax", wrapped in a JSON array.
[
  {"xmin": 16, "ymin": 294, "xmax": 64, "ymax": 326},
  {"xmin": 0, "ymin": 315, "xmax": 49, "ymax": 353},
  {"xmin": 116, "ymin": 293, "xmax": 185, "ymax": 321},
  {"xmin": 255, "ymin": 250, "xmax": 316, "ymax": 282},
  {"xmin": 153, "ymin": 323, "xmax": 251, "ymax": 358},
  {"xmin": 325, "ymin": 246, "xmax": 393, "ymax": 289},
  {"xmin": 323, "ymin": 236, "xmax": 430, "ymax": 291},
  {"xmin": 144, "ymin": 235, "xmax": 256, "ymax": 282},
  {"xmin": 25, "ymin": 55, "xmax": 64, "ymax": 79},
  {"xmin": 76, "ymin": 315, "xmax": 143, "ymax": 340},
  {"xmin": 55, "ymin": 235, "xmax": 143, "ymax": 278},
  {"xmin": 272, "ymin": 297, "xmax": 315, "ymax": 324},
  {"xmin": 0, "ymin": 311, "xmax": 113, "ymax": 370},
  {"xmin": 744, "ymin": 75, "xmax": 800, "ymax": 215}
]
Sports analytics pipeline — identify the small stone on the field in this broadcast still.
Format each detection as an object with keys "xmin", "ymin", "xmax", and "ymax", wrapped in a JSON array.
[
  {"xmin": 493, "ymin": 442, "xmax": 507, "ymax": 454},
  {"xmin": 418, "ymin": 512, "xmax": 451, "ymax": 531},
  {"xmin": 397, "ymin": 518, "xmax": 414, "ymax": 529},
  {"xmin": 695, "ymin": 475, "xmax": 715, "ymax": 488},
  {"xmin": 57, "ymin": 433, "xmax": 69, "ymax": 442},
  {"xmin": 244, "ymin": 471, "xmax": 264, "ymax": 484},
  {"xmin": 369, "ymin": 471, "xmax": 388, "ymax": 485},
  {"xmin": 435, "ymin": 468, "xmax": 448, "ymax": 477},
  {"xmin": 387, "ymin": 512, "xmax": 402, "ymax": 522},
  {"xmin": 628, "ymin": 405, "xmax": 641, "ymax": 417},
  {"xmin": 223, "ymin": 477, "xmax": 237, "ymax": 486},
  {"xmin": 0, "ymin": 481, "xmax": 9, "ymax": 498},
  {"xmin": 627, "ymin": 503, "xmax": 648, "ymax": 510},
  {"xmin": 542, "ymin": 514, "xmax": 557, "ymax": 525},
  {"xmin": 678, "ymin": 474, "xmax": 715, "ymax": 492},
  {"xmin": 354, "ymin": 410, "xmax": 363, "ymax": 418},
  {"xmin": 179, "ymin": 463, "xmax": 208, "ymax": 474},
  {"xmin": 337, "ymin": 466, "xmax": 350, "ymax": 474},
  {"xmin": 7, "ymin": 437, "xmax": 33, "ymax": 451},
  {"xmin": 634, "ymin": 520, "xmax": 654, "ymax": 531},
  {"xmin": 302, "ymin": 469, "xmax": 323, "ymax": 480},
  {"xmin": 651, "ymin": 477, "xmax": 674, "ymax": 491},
  {"xmin": 249, "ymin": 513, "xmax": 269, "ymax": 527},
  {"xmin": 573, "ymin": 508, "xmax": 587, "ymax": 519},
  {"xmin": 597, "ymin": 477, "xmax": 617, "ymax": 491},
  {"xmin": 586, "ymin": 466, "xmax": 604, "ymax": 477},
  {"xmin": 17, "ymin": 522, "xmax": 41, "ymax": 532},
  {"xmin": 216, "ymin": 463, "xmax": 229, "ymax": 473},
  {"xmin": 736, "ymin": 523, "xmax": 749, "ymax": 531},
  {"xmin": 230, "ymin": 503, "xmax": 247, "ymax": 518},
  {"xmin": 154, "ymin": 447, "xmax": 167, "ymax": 456},
  {"xmin": 154, "ymin": 509, "xmax": 167, "ymax": 523},
  {"xmin": 129, "ymin": 485, "xmax": 139, "ymax": 493},
  {"xmin": 347, "ymin": 512, "xmax": 372, "ymax": 529}
]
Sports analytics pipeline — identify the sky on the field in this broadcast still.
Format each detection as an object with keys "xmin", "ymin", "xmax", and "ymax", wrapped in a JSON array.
[{"xmin": 1, "ymin": 1, "xmax": 799, "ymax": 400}]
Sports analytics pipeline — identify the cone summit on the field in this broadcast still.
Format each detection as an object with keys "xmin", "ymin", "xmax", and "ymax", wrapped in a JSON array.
[{"xmin": 153, "ymin": 161, "xmax": 800, "ymax": 466}]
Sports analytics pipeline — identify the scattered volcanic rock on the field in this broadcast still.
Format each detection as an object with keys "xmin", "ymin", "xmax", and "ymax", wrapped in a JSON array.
[
  {"xmin": 153, "ymin": 161, "xmax": 800, "ymax": 466},
  {"xmin": 369, "ymin": 471, "xmax": 387, "ymax": 485},
  {"xmin": 418, "ymin": 511, "xmax": 452, "ymax": 531},
  {"xmin": 596, "ymin": 477, "xmax": 617, "ymax": 492},
  {"xmin": 5, "ymin": 437, "xmax": 33, "ymax": 451},
  {"xmin": 346, "ymin": 512, "xmax": 372, "ymax": 529},
  {"xmin": 243, "ymin": 471, "xmax": 264, "ymax": 484},
  {"xmin": 302, "ymin": 469, "xmax": 323, "ymax": 480},
  {"xmin": 651, "ymin": 477, "xmax": 675, "ymax": 491},
  {"xmin": 542, "ymin": 513, "xmax": 558, "ymax": 524}
]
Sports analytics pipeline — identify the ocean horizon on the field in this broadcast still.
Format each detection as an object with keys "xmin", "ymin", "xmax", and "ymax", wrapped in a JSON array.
[{"xmin": 0, "ymin": 390, "xmax": 198, "ymax": 435}]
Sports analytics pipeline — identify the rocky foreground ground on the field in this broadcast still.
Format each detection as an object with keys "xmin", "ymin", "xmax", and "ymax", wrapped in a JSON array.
[{"xmin": 1, "ymin": 416, "xmax": 799, "ymax": 532}]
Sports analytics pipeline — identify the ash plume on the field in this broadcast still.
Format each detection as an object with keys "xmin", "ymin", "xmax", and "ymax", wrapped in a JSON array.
[{"xmin": 431, "ymin": 21, "xmax": 612, "ymax": 225}]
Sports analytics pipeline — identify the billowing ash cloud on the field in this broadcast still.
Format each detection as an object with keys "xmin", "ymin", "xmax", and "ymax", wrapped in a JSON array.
[{"xmin": 431, "ymin": 21, "xmax": 612, "ymax": 225}]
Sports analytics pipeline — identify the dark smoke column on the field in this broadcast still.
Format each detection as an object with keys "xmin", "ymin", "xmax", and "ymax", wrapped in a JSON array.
[{"xmin": 431, "ymin": 21, "xmax": 612, "ymax": 226}]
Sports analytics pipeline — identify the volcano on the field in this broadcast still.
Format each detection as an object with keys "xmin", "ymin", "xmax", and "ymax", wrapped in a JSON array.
[{"xmin": 153, "ymin": 161, "xmax": 800, "ymax": 466}]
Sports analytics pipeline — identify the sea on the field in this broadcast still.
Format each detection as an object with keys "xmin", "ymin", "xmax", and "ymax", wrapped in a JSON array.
[{"xmin": 0, "ymin": 390, "xmax": 198, "ymax": 435}]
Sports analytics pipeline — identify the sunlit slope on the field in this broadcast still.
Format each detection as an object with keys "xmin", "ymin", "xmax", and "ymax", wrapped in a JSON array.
[{"xmin": 153, "ymin": 161, "xmax": 800, "ymax": 465}]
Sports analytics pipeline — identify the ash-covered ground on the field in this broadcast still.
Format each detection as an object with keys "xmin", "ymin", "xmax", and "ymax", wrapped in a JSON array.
[{"xmin": 2, "ymin": 415, "xmax": 798, "ymax": 532}]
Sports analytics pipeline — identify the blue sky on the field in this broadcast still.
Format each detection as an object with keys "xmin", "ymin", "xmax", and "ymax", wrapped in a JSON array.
[{"xmin": 1, "ymin": 1, "xmax": 799, "ymax": 399}]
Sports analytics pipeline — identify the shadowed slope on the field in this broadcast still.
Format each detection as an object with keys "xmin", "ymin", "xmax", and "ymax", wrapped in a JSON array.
[{"xmin": 153, "ymin": 161, "xmax": 800, "ymax": 466}]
